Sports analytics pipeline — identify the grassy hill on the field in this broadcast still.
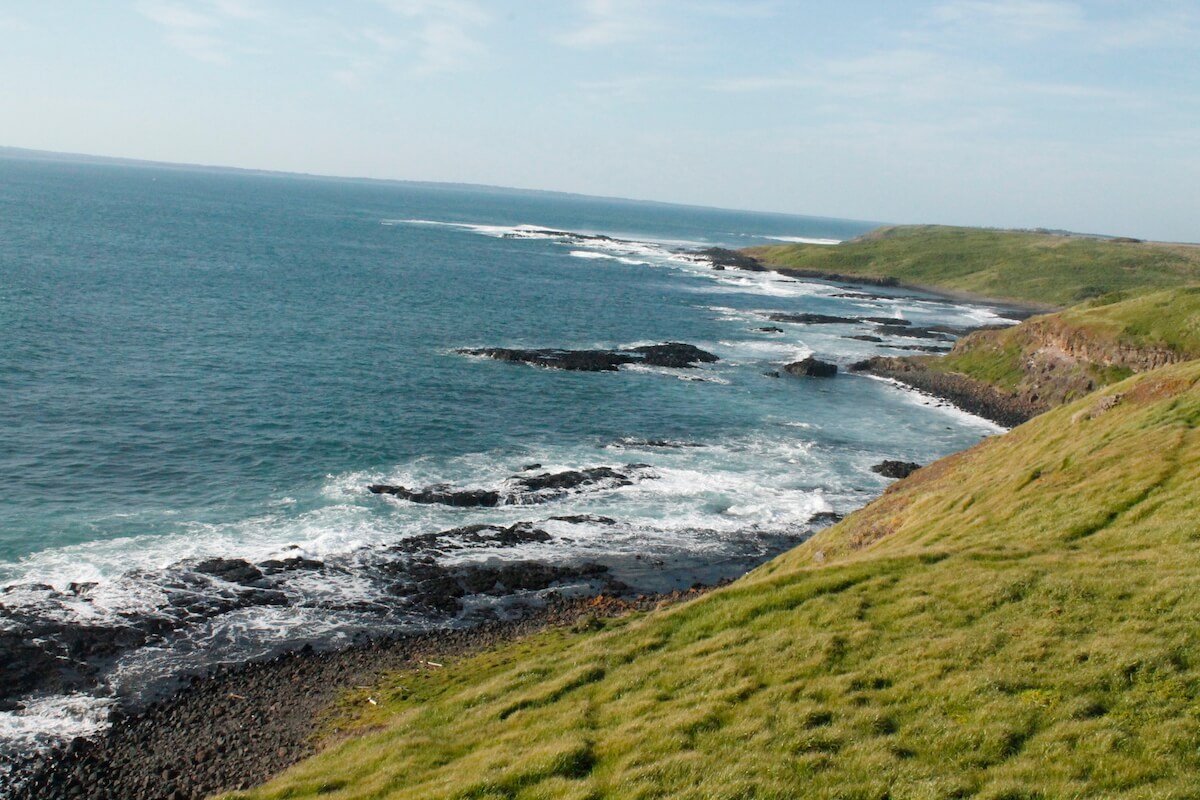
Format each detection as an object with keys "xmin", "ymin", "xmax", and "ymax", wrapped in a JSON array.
[
  {"xmin": 222, "ymin": 360, "xmax": 1200, "ymax": 800},
  {"xmin": 745, "ymin": 225, "xmax": 1200, "ymax": 308}
]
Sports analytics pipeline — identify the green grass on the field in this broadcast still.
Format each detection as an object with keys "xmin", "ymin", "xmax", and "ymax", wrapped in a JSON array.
[
  {"xmin": 745, "ymin": 225, "xmax": 1200, "ymax": 308},
  {"xmin": 221, "ymin": 360, "xmax": 1200, "ymax": 799}
]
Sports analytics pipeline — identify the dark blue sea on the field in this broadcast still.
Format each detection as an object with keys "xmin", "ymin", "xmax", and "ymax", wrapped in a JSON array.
[{"xmin": 0, "ymin": 152, "xmax": 1012, "ymax": 756}]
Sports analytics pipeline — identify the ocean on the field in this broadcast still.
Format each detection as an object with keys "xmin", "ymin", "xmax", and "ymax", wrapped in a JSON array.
[{"xmin": 0, "ymin": 153, "xmax": 1011, "ymax": 762}]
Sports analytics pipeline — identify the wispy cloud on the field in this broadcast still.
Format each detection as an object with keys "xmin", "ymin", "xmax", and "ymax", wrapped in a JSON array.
[
  {"xmin": 558, "ymin": 0, "xmax": 660, "ymax": 49},
  {"xmin": 137, "ymin": 1, "xmax": 262, "ymax": 64},
  {"xmin": 931, "ymin": 0, "xmax": 1084, "ymax": 41},
  {"xmin": 376, "ymin": 0, "xmax": 490, "ymax": 75}
]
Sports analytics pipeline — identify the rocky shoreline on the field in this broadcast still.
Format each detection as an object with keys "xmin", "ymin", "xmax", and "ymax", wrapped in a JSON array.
[
  {"xmin": 849, "ymin": 356, "xmax": 1043, "ymax": 428},
  {"xmin": 3, "ymin": 591, "xmax": 707, "ymax": 800}
]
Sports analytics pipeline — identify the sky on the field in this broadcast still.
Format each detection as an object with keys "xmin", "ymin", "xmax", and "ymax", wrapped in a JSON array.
[{"xmin": 1, "ymin": 1, "xmax": 1197, "ymax": 241}]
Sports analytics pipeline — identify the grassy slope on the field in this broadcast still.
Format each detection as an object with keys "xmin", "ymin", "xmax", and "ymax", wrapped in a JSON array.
[
  {"xmin": 224, "ymin": 361, "xmax": 1200, "ymax": 800},
  {"xmin": 745, "ymin": 225, "xmax": 1200, "ymax": 308}
]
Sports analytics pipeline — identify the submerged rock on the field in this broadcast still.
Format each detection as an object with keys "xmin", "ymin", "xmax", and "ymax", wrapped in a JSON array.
[{"xmin": 785, "ymin": 357, "xmax": 838, "ymax": 378}]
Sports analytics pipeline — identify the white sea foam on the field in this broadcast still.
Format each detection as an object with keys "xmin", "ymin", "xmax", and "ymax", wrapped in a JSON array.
[
  {"xmin": 763, "ymin": 235, "xmax": 842, "ymax": 245},
  {"xmin": 0, "ymin": 694, "xmax": 114, "ymax": 757}
]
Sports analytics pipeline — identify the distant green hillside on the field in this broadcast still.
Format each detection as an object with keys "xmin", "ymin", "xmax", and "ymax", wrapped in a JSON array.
[
  {"xmin": 225, "ymin": 360, "xmax": 1200, "ymax": 799},
  {"xmin": 746, "ymin": 225, "xmax": 1200, "ymax": 308}
]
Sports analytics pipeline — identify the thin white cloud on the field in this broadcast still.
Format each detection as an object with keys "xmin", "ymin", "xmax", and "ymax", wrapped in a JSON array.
[
  {"xmin": 375, "ymin": 0, "xmax": 490, "ymax": 75},
  {"xmin": 138, "ymin": 2, "xmax": 219, "ymax": 32},
  {"xmin": 137, "ymin": 1, "xmax": 269, "ymax": 64},
  {"xmin": 931, "ymin": 0, "xmax": 1084, "ymax": 41},
  {"xmin": 558, "ymin": 0, "xmax": 659, "ymax": 49}
]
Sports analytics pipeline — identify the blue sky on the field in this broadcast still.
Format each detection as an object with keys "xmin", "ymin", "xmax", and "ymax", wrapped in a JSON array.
[{"xmin": 1, "ymin": 1, "xmax": 1197, "ymax": 241}]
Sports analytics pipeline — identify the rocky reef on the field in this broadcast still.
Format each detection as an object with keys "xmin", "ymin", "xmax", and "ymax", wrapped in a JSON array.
[{"xmin": 458, "ymin": 343, "xmax": 718, "ymax": 372}]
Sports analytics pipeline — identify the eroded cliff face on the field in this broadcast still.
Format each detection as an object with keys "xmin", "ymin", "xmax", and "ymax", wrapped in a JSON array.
[
  {"xmin": 854, "ymin": 316, "xmax": 1198, "ymax": 426},
  {"xmin": 1019, "ymin": 318, "xmax": 1191, "ymax": 373}
]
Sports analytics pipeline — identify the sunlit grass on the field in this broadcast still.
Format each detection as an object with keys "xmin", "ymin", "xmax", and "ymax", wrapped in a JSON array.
[
  {"xmin": 746, "ymin": 225, "xmax": 1200, "ymax": 308},
  {"xmin": 220, "ymin": 361, "xmax": 1200, "ymax": 799}
]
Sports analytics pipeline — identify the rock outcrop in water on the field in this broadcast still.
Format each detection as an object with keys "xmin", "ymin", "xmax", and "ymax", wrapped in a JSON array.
[
  {"xmin": 458, "ymin": 342, "xmax": 718, "ymax": 372},
  {"xmin": 369, "ymin": 465, "xmax": 654, "ymax": 507},
  {"xmin": 693, "ymin": 247, "xmax": 767, "ymax": 272},
  {"xmin": 784, "ymin": 357, "xmax": 838, "ymax": 378},
  {"xmin": 0, "ymin": 517, "xmax": 631, "ymax": 715},
  {"xmin": 871, "ymin": 460, "xmax": 922, "ymax": 479}
]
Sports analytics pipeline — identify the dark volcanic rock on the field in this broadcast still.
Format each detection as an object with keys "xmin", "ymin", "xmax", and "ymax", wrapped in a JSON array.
[
  {"xmin": 874, "ymin": 324, "xmax": 954, "ymax": 340},
  {"xmin": 809, "ymin": 511, "xmax": 844, "ymax": 526},
  {"xmin": 626, "ymin": 342, "xmax": 719, "ymax": 368},
  {"xmin": 515, "ymin": 466, "xmax": 636, "ymax": 495},
  {"xmin": 370, "ymin": 466, "xmax": 654, "ymax": 508},
  {"xmin": 550, "ymin": 515, "xmax": 618, "ymax": 525},
  {"xmin": 694, "ymin": 247, "xmax": 766, "ymax": 271},
  {"xmin": 192, "ymin": 558, "xmax": 265, "ymax": 586},
  {"xmin": 846, "ymin": 335, "xmax": 884, "ymax": 342},
  {"xmin": 458, "ymin": 342, "xmax": 718, "ymax": 371},
  {"xmin": 871, "ymin": 460, "xmax": 922, "ymax": 480},
  {"xmin": 850, "ymin": 356, "xmax": 1039, "ymax": 427},
  {"xmin": 459, "ymin": 347, "xmax": 630, "ymax": 372},
  {"xmin": 368, "ymin": 484, "xmax": 502, "ymax": 507},
  {"xmin": 768, "ymin": 312, "xmax": 859, "ymax": 325},
  {"xmin": 879, "ymin": 344, "xmax": 953, "ymax": 354},
  {"xmin": 755, "ymin": 326, "xmax": 785, "ymax": 333},
  {"xmin": 784, "ymin": 357, "xmax": 838, "ymax": 378}
]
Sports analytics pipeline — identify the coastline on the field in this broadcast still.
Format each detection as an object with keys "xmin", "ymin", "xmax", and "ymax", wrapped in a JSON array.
[
  {"xmin": 769, "ymin": 266, "xmax": 1057, "ymax": 320},
  {"xmin": 2, "ymin": 266, "xmax": 1039, "ymax": 800},
  {"xmin": 851, "ymin": 358, "xmax": 1043, "ymax": 428},
  {"xmin": 5, "ymin": 591, "xmax": 707, "ymax": 800}
]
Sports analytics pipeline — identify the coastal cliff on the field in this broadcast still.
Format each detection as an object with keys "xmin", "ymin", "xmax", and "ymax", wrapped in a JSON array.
[{"xmin": 853, "ymin": 287, "xmax": 1200, "ymax": 425}]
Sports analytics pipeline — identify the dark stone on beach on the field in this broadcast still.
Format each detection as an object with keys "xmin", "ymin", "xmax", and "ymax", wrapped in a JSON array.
[
  {"xmin": 784, "ymin": 357, "xmax": 838, "ymax": 378},
  {"xmin": 768, "ymin": 312, "xmax": 859, "ymax": 325},
  {"xmin": 756, "ymin": 326, "xmax": 784, "ymax": 333},
  {"xmin": 385, "ymin": 560, "xmax": 617, "ymax": 614},
  {"xmin": 871, "ymin": 460, "xmax": 922, "ymax": 480},
  {"xmin": 6, "ymin": 592, "xmax": 708, "ymax": 800},
  {"xmin": 694, "ymin": 247, "xmax": 766, "ymax": 271},
  {"xmin": 458, "ymin": 342, "xmax": 717, "ymax": 372}
]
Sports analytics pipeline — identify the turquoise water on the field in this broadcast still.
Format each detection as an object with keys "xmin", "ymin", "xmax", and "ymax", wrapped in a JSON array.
[{"xmin": 0, "ymin": 154, "xmax": 1012, "ymax": 752}]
